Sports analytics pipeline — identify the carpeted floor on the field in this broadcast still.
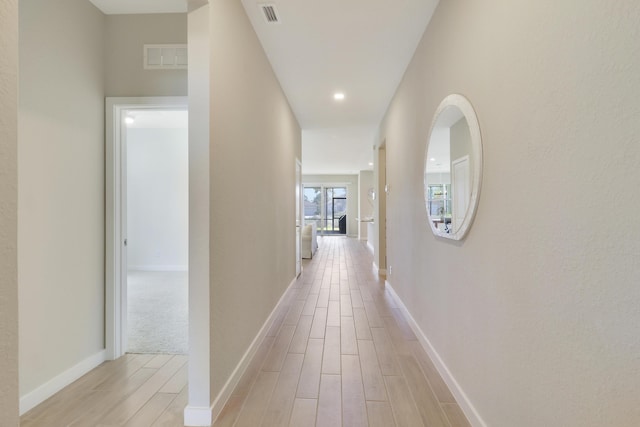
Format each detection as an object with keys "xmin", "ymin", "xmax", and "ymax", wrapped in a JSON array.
[{"xmin": 127, "ymin": 270, "xmax": 188, "ymax": 354}]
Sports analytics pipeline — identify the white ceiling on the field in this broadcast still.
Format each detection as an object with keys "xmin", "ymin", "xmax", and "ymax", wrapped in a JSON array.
[
  {"xmin": 126, "ymin": 110, "xmax": 188, "ymax": 129},
  {"xmin": 88, "ymin": 0, "xmax": 186, "ymax": 15},
  {"xmin": 89, "ymin": 0, "xmax": 439, "ymax": 175},
  {"xmin": 240, "ymin": 0, "xmax": 438, "ymax": 174}
]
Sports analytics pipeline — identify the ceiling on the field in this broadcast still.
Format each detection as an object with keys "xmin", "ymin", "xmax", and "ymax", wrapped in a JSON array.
[
  {"xmin": 89, "ymin": 0, "xmax": 439, "ymax": 175},
  {"xmin": 88, "ymin": 0, "xmax": 186, "ymax": 15},
  {"xmin": 126, "ymin": 110, "xmax": 188, "ymax": 129}
]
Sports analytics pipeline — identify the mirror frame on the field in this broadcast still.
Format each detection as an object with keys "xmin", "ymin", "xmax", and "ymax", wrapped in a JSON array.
[{"xmin": 424, "ymin": 94, "xmax": 483, "ymax": 241}]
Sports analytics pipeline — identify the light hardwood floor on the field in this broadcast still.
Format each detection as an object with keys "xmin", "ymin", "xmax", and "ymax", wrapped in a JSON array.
[{"xmin": 21, "ymin": 236, "xmax": 470, "ymax": 427}]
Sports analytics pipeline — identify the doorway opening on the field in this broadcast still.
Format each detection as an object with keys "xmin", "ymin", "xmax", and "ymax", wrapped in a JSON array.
[
  {"xmin": 106, "ymin": 97, "xmax": 189, "ymax": 359},
  {"xmin": 125, "ymin": 109, "xmax": 188, "ymax": 354},
  {"xmin": 303, "ymin": 185, "xmax": 348, "ymax": 235}
]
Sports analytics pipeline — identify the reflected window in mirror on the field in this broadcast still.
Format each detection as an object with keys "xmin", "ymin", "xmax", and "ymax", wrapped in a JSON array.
[{"xmin": 424, "ymin": 94, "xmax": 482, "ymax": 241}]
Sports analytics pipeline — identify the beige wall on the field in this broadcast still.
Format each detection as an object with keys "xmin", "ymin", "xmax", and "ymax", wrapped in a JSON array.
[
  {"xmin": 0, "ymin": 0, "xmax": 19, "ymax": 424},
  {"xmin": 105, "ymin": 13, "xmax": 187, "ymax": 96},
  {"xmin": 209, "ymin": 0, "xmax": 301, "ymax": 398},
  {"xmin": 19, "ymin": 0, "xmax": 105, "ymax": 397},
  {"xmin": 380, "ymin": 1, "xmax": 640, "ymax": 426}
]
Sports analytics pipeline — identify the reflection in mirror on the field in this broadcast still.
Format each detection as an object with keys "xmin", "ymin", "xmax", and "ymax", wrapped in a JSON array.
[{"xmin": 424, "ymin": 94, "xmax": 482, "ymax": 240}]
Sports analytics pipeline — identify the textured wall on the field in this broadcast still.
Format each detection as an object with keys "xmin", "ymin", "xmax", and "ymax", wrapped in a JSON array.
[
  {"xmin": 380, "ymin": 0, "xmax": 640, "ymax": 425},
  {"xmin": 105, "ymin": 13, "xmax": 187, "ymax": 97},
  {"xmin": 209, "ymin": 0, "xmax": 302, "ymax": 398},
  {"xmin": 19, "ymin": 0, "xmax": 105, "ymax": 397},
  {"xmin": 0, "ymin": 0, "xmax": 19, "ymax": 424}
]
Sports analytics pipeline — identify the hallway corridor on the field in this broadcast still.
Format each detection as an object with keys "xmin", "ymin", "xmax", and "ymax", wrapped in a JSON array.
[
  {"xmin": 20, "ymin": 237, "xmax": 469, "ymax": 426},
  {"xmin": 214, "ymin": 236, "xmax": 470, "ymax": 427}
]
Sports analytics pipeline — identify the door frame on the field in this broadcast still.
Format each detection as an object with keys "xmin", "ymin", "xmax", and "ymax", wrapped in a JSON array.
[
  {"xmin": 105, "ymin": 96, "xmax": 188, "ymax": 360},
  {"xmin": 303, "ymin": 182, "xmax": 351, "ymax": 236},
  {"xmin": 295, "ymin": 159, "xmax": 302, "ymax": 277}
]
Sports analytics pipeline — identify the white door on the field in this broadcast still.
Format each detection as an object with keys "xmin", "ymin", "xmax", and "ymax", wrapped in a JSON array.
[
  {"xmin": 452, "ymin": 155, "xmax": 470, "ymax": 233},
  {"xmin": 295, "ymin": 160, "xmax": 302, "ymax": 276}
]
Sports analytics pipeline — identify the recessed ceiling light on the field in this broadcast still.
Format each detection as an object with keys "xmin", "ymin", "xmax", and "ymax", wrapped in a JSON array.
[
  {"xmin": 368, "ymin": 162, "xmax": 374, "ymax": 166},
  {"xmin": 334, "ymin": 93, "xmax": 345, "ymax": 101},
  {"xmin": 430, "ymin": 158, "xmax": 436, "ymax": 162},
  {"xmin": 125, "ymin": 117, "xmax": 135, "ymax": 125}
]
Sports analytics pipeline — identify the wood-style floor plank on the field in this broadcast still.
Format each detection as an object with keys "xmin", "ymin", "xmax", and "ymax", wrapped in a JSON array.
[
  {"xmin": 384, "ymin": 375, "xmax": 425, "ymax": 427},
  {"xmin": 289, "ymin": 398, "xmax": 318, "ymax": 426},
  {"xmin": 442, "ymin": 402, "xmax": 473, "ymax": 427},
  {"xmin": 321, "ymin": 325, "xmax": 341, "ymax": 375},
  {"xmin": 353, "ymin": 307, "xmax": 373, "ymax": 340},
  {"xmin": 124, "ymin": 392, "xmax": 176, "ymax": 426},
  {"xmin": 340, "ymin": 316, "xmax": 358, "ymax": 355},
  {"xmin": 397, "ymin": 354, "xmax": 450, "ymax": 427},
  {"xmin": 289, "ymin": 315, "xmax": 313, "ymax": 354},
  {"xmin": 366, "ymin": 401, "xmax": 397, "ymax": 427},
  {"xmin": 260, "ymin": 353, "xmax": 304, "ymax": 426},
  {"xmin": 99, "ymin": 355, "xmax": 187, "ymax": 425},
  {"xmin": 316, "ymin": 374, "xmax": 342, "ymax": 427},
  {"xmin": 296, "ymin": 338, "xmax": 324, "ymax": 398},
  {"xmin": 358, "ymin": 339, "xmax": 387, "ymax": 402},
  {"xmin": 234, "ymin": 371, "xmax": 279, "ymax": 427},
  {"xmin": 370, "ymin": 327, "xmax": 402, "ymax": 376},
  {"xmin": 341, "ymin": 354, "xmax": 368, "ymax": 427},
  {"xmin": 262, "ymin": 324, "xmax": 296, "ymax": 372},
  {"xmin": 151, "ymin": 386, "xmax": 188, "ymax": 427},
  {"xmin": 327, "ymin": 300, "xmax": 341, "ymax": 327}
]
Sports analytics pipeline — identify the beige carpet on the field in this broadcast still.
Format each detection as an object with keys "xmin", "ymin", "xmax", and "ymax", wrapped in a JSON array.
[{"xmin": 126, "ymin": 270, "xmax": 188, "ymax": 354}]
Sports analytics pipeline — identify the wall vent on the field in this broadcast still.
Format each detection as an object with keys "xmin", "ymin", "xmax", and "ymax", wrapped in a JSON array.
[
  {"xmin": 260, "ymin": 3, "xmax": 280, "ymax": 24},
  {"xmin": 143, "ymin": 44, "xmax": 188, "ymax": 70}
]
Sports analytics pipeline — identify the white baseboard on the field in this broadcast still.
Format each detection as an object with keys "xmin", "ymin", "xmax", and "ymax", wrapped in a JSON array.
[
  {"xmin": 385, "ymin": 280, "xmax": 487, "ymax": 427},
  {"xmin": 20, "ymin": 349, "xmax": 107, "ymax": 415},
  {"xmin": 372, "ymin": 262, "xmax": 386, "ymax": 276},
  {"xmin": 129, "ymin": 265, "xmax": 188, "ymax": 272},
  {"xmin": 184, "ymin": 406, "xmax": 213, "ymax": 426},
  {"xmin": 366, "ymin": 241, "xmax": 374, "ymax": 253},
  {"xmin": 190, "ymin": 276, "xmax": 298, "ymax": 426}
]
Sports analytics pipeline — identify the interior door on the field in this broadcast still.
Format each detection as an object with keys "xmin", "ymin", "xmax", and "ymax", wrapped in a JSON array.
[
  {"xmin": 295, "ymin": 160, "xmax": 302, "ymax": 276},
  {"xmin": 452, "ymin": 155, "xmax": 470, "ymax": 233}
]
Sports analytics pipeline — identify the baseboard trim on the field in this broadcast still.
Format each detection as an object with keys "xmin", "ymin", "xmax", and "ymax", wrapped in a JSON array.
[
  {"xmin": 184, "ymin": 406, "xmax": 213, "ymax": 426},
  {"xmin": 20, "ymin": 349, "xmax": 107, "ymax": 415},
  {"xmin": 208, "ymin": 276, "xmax": 298, "ymax": 424},
  {"xmin": 129, "ymin": 265, "xmax": 188, "ymax": 272},
  {"xmin": 385, "ymin": 280, "xmax": 487, "ymax": 427},
  {"xmin": 372, "ymin": 262, "xmax": 386, "ymax": 276}
]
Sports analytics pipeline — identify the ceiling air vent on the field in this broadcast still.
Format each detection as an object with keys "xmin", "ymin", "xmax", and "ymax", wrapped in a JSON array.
[{"xmin": 260, "ymin": 3, "xmax": 280, "ymax": 24}]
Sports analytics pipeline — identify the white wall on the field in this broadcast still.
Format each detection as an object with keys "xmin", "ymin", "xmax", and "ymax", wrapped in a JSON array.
[
  {"xmin": 105, "ymin": 13, "xmax": 187, "ymax": 97},
  {"xmin": 0, "ymin": 0, "xmax": 19, "ymax": 423},
  {"xmin": 302, "ymin": 174, "xmax": 359, "ymax": 237},
  {"xmin": 127, "ymin": 127, "xmax": 188, "ymax": 271},
  {"xmin": 18, "ymin": 0, "xmax": 105, "ymax": 402},
  {"xmin": 380, "ymin": 1, "xmax": 640, "ymax": 426},
  {"xmin": 208, "ymin": 0, "xmax": 302, "ymax": 400}
]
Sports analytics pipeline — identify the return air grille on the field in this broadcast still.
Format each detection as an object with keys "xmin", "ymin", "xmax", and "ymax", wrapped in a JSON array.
[
  {"xmin": 143, "ymin": 44, "xmax": 187, "ymax": 70},
  {"xmin": 260, "ymin": 4, "xmax": 280, "ymax": 23}
]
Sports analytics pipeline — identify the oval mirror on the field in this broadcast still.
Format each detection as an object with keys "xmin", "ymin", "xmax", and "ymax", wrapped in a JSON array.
[{"xmin": 424, "ymin": 94, "xmax": 482, "ymax": 240}]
